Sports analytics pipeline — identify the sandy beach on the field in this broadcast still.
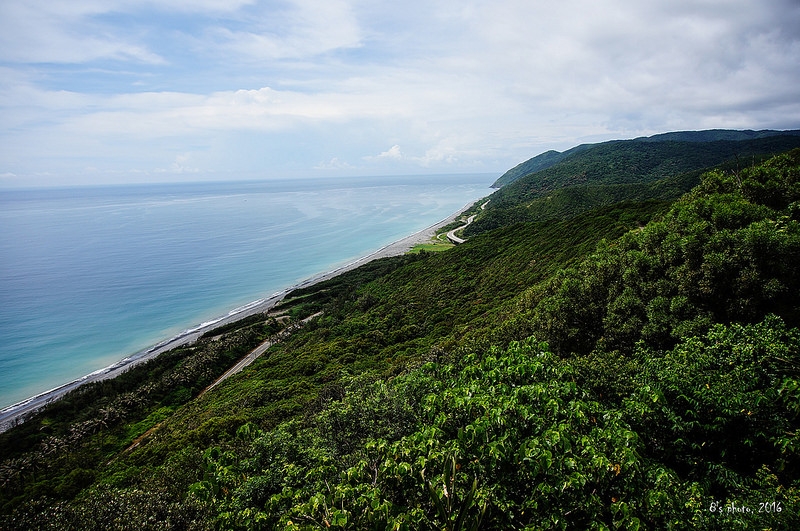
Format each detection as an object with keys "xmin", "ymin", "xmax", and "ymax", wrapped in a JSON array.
[{"xmin": 0, "ymin": 202, "xmax": 474, "ymax": 433}]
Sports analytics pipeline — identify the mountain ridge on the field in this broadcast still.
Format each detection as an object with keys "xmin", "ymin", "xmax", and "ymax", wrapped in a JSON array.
[{"xmin": 492, "ymin": 128, "xmax": 800, "ymax": 188}]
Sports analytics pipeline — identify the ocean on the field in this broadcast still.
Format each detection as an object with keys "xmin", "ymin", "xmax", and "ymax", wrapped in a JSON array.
[{"xmin": 0, "ymin": 174, "xmax": 493, "ymax": 410}]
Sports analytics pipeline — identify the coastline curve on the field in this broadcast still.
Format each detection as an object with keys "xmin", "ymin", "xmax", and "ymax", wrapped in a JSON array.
[{"xmin": 0, "ymin": 198, "xmax": 484, "ymax": 433}]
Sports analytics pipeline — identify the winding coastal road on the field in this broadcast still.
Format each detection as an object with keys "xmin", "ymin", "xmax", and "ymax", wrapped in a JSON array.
[{"xmin": 446, "ymin": 200, "xmax": 489, "ymax": 244}]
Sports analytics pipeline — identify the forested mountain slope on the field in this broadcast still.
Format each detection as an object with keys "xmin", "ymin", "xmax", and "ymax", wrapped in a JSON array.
[
  {"xmin": 492, "ymin": 129, "xmax": 800, "ymax": 188},
  {"xmin": 472, "ymin": 132, "xmax": 800, "ymax": 236},
  {"xmin": 1, "ymin": 144, "xmax": 799, "ymax": 530}
]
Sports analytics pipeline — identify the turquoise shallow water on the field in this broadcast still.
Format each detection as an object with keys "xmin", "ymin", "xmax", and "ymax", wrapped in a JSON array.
[{"xmin": 0, "ymin": 174, "xmax": 493, "ymax": 409}]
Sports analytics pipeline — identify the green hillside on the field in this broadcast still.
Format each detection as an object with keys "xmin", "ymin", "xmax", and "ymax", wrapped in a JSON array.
[
  {"xmin": 469, "ymin": 134, "xmax": 800, "ymax": 236},
  {"xmin": 492, "ymin": 129, "xmax": 800, "ymax": 188},
  {"xmin": 2, "ymin": 140, "xmax": 799, "ymax": 530},
  {"xmin": 490, "ymin": 146, "xmax": 588, "ymax": 189}
]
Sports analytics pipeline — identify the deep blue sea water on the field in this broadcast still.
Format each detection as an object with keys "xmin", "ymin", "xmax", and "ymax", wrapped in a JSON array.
[{"xmin": 0, "ymin": 174, "xmax": 493, "ymax": 409}]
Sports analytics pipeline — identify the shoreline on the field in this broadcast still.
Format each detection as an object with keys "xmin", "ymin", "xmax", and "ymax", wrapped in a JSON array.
[{"xmin": 0, "ymin": 200, "xmax": 478, "ymax": 433}]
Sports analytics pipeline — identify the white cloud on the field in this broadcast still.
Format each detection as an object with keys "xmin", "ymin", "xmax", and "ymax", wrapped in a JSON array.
[
  {"xmin": 314, "ymin": 157, "xmax": 354, "ymax": 170},
  {"xmin": 1, "ymin": 0, "xmax": 800, "ymax": 185},
  {"xmin": 162, "ymin": 153, "xmax": 199, "ymax": 174},
  {"xmin": 221, "ymin": 0, "xmax": 361, "ymax": 59},
  {"xmin": 40, "ymin": 85, "xmax": 413, "ymax": 140},
  {"xmin": 0, "ymin": 1, "xmax": 166, "ymax": 64},
  {"xmin": 139, "ymin": 0, "xmax": 257, "ymax": 12},
  {"xmin": 377, "ymin": 145, "xmax": 402, "ymax": 160}
]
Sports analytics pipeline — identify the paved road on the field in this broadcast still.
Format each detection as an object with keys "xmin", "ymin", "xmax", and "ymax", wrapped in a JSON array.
[
  {"xmin": 120, "ymin": 311, "xmax": 324, "ymax": 452},
  {"xmin": 446, "ymin": 200, "xmax": 489, "ymax": 244},
  {"xmin": 199, "ymin": 312, "xmax": 323, "ymax": 396}
]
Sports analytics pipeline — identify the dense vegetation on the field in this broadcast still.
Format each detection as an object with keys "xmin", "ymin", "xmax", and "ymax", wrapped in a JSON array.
[
  {"xmin": 472, "ymin": 133, "xmax": 800, "ymax": 236},
  {"xmin": 491, "ymin": 129, "xmax": 800, "ymax": 188},
  {"xmin": 1, "ymin": 138, "xmax": 799, "ymax": 530}
]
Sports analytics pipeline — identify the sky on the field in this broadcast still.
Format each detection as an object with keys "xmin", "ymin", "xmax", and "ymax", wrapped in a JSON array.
[{"xmin": 1, "ymin": 0, "xmax": 799, "ymax": 187}]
